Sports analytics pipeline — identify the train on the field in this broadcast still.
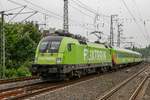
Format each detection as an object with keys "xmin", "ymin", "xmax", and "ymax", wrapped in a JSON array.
[{"xmin": 31, "ymin": 31, "xmax": 143, "ymax": 80}]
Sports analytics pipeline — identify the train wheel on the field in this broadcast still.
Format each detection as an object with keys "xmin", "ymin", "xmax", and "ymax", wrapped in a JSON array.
[
  {"xmin": 74, "ymin": 70, "xmax": 81, "ymax": 79},
  {"xmin": 66, "ymin": 71, "xmax": 74, "ymax": 80},
  {"xmin": 101, "ymin": 67, "xmax": 107, "ymax": 72},
  {"xmin": 96, "ymin": 68, "xmax": 102, "ymax": 74}
]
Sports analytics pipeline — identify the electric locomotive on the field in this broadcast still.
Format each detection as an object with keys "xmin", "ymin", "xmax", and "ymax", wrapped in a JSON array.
[
  {"xmin": 31, "ymin": 32, "xmax": 142, "ymax": 80},
  {"xmin": 32, "ymin": 32, "xmax": 112, "ymax": 80}
]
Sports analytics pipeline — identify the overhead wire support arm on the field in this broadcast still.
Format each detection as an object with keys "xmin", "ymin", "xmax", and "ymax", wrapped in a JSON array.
[
  {"xmin": 5, "ymin": 6, "xmax": 27, "ymax": 12},
  {"xmin": 8, "ymin": 0, "xmax": 89, "ymax": 26},
  {"xmin": 71, "ymin": 0, "xmax": 110, "ymax": 18},
  {"xmin": 8, "ymin": 0, "xmax": 63, "ymax": 21},
  {"xmin": 22, "ymin": 0, "xmax": 63, "ymax": 18},
  {"xmin": 21, "ymin": 11, "xmax": 38, "ymax": 22},
  {"xmin": 8, "ymin": 5, "xmax": 27, "ymax": 22},
  {"xmin": 7, "ymin": 11, "xmax": 38, "ymax": 15}
]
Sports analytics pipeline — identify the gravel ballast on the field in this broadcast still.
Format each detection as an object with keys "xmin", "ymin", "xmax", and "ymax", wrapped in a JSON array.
[{"xmin": 27, "ymin": 64, "xmax": 148, "ymax": 100}]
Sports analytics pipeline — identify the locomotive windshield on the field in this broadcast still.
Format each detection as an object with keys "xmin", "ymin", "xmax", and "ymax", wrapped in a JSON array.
[
  {"xmin": 39, "ymin": 36, "xmax": 62, "ymax": 53},
  {"xmin": 48, "ymin": 41, "xmax": 60, "ymax": 53},
  {"xmin": 39, "ymin": 41, "xmax": 61, "ymax": 53},
  {"xmin": 39, "ymin": 41, "xmax": 49, "ymax": 53}
]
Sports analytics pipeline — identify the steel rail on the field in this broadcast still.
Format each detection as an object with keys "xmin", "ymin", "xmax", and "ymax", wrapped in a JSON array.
[
  {"xmin": 0, "ymin": 76, "xmax": 38, "ymax": 85},
  {"xmin": 129, "ymin": 75, "xmax": 149, "ymax": 100},
  {"xmin": 98, "ymin": 66, "xmax": 148, "ymax": 100}
]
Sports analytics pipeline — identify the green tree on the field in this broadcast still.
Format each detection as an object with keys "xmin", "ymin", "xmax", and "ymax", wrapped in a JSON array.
[{"xmin": 0, "ymin": 21, "xmax": 41, "ymax": 78}]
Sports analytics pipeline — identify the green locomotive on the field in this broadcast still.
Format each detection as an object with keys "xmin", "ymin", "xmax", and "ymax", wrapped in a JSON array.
[{"xmin": 31, "ymin": 32, "xmax": 142, "ymax": 80}]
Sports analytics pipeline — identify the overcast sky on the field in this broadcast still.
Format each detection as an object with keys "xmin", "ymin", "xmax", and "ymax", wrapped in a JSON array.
[{"xmin": 0, "ymin": 0, "xmax": 150, "ymax": 48}]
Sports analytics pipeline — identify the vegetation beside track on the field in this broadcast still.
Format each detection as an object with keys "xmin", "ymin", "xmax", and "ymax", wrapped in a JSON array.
[
  {"xmin": 127, "ymin": 45, "xmax": 150, "ymax": 58},
  {"xmin": 0, "ymin": 21, "xmax": 41, "ymax": 78}
]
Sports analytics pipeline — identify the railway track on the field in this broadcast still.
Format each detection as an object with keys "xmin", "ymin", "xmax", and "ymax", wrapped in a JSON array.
[
  {"xmin": 129, "ymin": 75, "xmax": 149, "ymax": 100},
  {"xmin": 0, "ymin": 76, "xmax": 39, "ymax": 85},
  {"xmin": 1, "ymin": 64, "xmax": 137, "ymax": 100},
  {"xmin": 0, "ymin": 72, "xmax": 108, "ymax": 100},
  {"xmin": 0, "ymin": 81, "xmax": 53, "ymax": 99},
  {"xmin": 0, "ymin": 64, "xmax": 148, "ymax": 100},
  {"xmin": 97, "ymin": 65, "xmax": 150, "ymax": 100}
]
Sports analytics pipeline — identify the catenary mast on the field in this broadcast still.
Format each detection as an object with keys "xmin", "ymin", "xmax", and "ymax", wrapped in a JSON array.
[{"xmin": 63, "ymin": 0, "xmax": 69, "ymax": 33}]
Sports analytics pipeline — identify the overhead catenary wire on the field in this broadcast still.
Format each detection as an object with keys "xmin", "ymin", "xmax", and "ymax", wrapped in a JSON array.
[
  {"xmin": 8, "ymin": 5, "xmax": 27, "ymax": 22},
  {"xmin": 69, "ymin": 3, "xmax": 94, "ymax": 19},
  {"xmin": 7, "ymin": 11, "xmax": 38, "ymax": 15},
  {"xmin": 122, "ymin": 0, "xmax": 149, "ymax": 43},
  {"xmin": 22, "ymin": 0, "xmax": 84, "ymax": 24},
  {"xmin": 76, "ymin": 0, "xmax": 97, "ymax": 12},
  {"xmin": 8, "ymin": 0, "xmax": 62, "ymax": 20},
  {"xmin": 132, "ymin": 0, "xmax": 150, "ymax": 40},
  {"xmin": 132, "ymin": 0, "xmax": 143, "ymax": 20},
  {"xmin": 4, "ymin": 5, "xmax": 26, "ymax": 12},
  {"xmin": 21, "ymin": 11, "xmax": 38, "ymax": 22},
  {"xmin": 8, "ymin": 0, "xmax": 96, "ymax": 31},
  {"xmin": 71, "ymin": 0, "xmax": 97, "ymax": 14},
  {"xmin": 70, "ymin": 0, "xmax": 110, "ymax": 36},
  {"xmin": 22, "ymin": 0, "xmax": 63, "ymax": 19},
  {"xmin": 17, "ymin": 0, "xmax": 96, "ymax": 29},
  {"xmin": 7, "ymin": 0, "xmax": 112, "ymax": 39},
  {"xmin": 121, "ymin": 0, "xmax": 150, "ymax": 44},
  {"xmin": 71, "ymin": 0, "xmax": 110, "ymax": 18}
]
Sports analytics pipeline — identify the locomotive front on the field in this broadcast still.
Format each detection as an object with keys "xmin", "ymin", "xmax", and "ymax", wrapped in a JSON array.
[{"xmin": 31, "ymin": 36, "xmax": 65, "ymax": 79}]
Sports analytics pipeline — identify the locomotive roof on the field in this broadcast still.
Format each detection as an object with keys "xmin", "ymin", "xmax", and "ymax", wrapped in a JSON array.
[
  {"xmin": 114, "ymin": 48, "xmax": 142, "ymax": 56},
  {"xmin": 42, "ymin": 36, "xmax": 63, "ymax": 41},
  {"xmin": 87, "ymin": 42, "xmax": 106, "ymax": 48},
  {"xmin": 41, "ymin": 36, "xmax": 141, "ymax": 56},
  {"xmin": 43, "ymin": 36, "xmax": 107, "ymax": 48}
]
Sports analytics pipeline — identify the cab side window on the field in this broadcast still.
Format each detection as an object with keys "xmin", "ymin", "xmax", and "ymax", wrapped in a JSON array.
[{"xmin": 67, "ymin": 43, "xmax": 72, "ymax": 51}]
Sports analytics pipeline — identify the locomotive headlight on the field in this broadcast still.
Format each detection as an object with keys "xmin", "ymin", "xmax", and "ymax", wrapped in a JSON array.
[{"xmin": 56, "ymin": 58, "xmax": 62, "ymax": 64}]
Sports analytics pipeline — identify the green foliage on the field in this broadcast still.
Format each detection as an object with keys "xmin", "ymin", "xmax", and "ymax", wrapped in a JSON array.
[
  {"xmin": 16, "ymin": 65, "xmax": 31, "ymax": 77},
  {"xmin": 0, "ymin": 21, "xmax": 41, "ymax": 78},
  {"xmin": 5, "ymin": 68, "xmax": 17, "ymax": 78},
  {"xmin": 133, "ymin": 45, "xmax": 150, "ymax": 58}
]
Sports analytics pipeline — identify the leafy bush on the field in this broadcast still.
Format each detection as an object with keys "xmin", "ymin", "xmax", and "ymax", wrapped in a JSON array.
[{"xmin": 0, "ymin": 21, "xmax": 41, "ymax": 78}]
